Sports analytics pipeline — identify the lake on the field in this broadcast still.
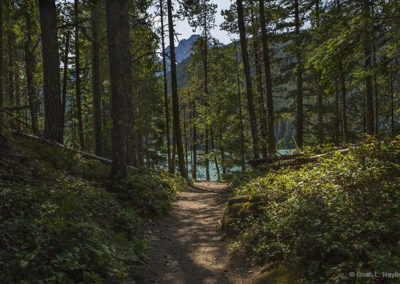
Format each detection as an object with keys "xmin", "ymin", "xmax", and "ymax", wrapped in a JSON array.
[{"xmin": 185, "ymin": 149, "xmax": 293, "ymax": 181}]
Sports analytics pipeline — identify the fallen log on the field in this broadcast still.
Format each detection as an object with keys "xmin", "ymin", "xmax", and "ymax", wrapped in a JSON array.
[
  {"xmin": 250, "ymin": 148, "xmax": 350, "ymax": 170},
  {"xmin": 11, "ymin": 130, "xmax": 139, "ymax": 171},
  {"xmin": 249, "ymin": 145, "xmax": 352, "ymax": 168},
  {"xmin": 248, "ymin": 153, "xmax": 303, "ymax": 167}
]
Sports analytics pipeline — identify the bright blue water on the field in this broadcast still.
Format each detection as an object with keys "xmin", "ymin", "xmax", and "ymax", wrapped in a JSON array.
[{"xmin": 187, "ymin": 149, "xmax": 293, "ymax": 181}]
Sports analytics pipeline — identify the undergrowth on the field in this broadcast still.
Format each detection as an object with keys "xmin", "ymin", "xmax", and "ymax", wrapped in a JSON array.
[
  {"xmin": 227, "ymin": 136, "xmax": 400, "ymax": 283},
  {"xmin": 0, "ymin": 133, "xmax": 188, "ymax": 283}
]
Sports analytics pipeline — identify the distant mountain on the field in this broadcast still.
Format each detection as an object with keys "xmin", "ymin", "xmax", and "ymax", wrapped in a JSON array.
[
  {"xmin": 163, "ymin": 34, "xmax": 223, "ymax": 72},
  {"xmin": 166, "ymin": 34, "xmax": 200, "ymax": 64},
  {"xmin": 164, "ymin": 34, "xmax": 200, "ymax": 72}
]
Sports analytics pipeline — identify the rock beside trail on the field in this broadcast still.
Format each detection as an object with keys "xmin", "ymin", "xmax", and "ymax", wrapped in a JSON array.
[{"xmin": 222, "ymin": 195, "xmax": 260, "ymax": 237}]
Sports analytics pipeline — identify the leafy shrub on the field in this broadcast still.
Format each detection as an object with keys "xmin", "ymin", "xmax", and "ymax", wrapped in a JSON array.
[
  {"xmin": 0, "ymin": 134, "xmax": 187, "ymax": 282},
  {"xmin": 228, "ymin": 136, "xmax": 400, "ymax": 283},
  {"xmin": 0, "ymin": 177, "xmax": 147, "ymax": 283}
]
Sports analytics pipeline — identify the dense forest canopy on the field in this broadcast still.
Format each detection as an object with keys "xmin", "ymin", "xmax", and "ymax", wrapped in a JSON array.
[
  {"xmin": 0, "ymin": 0, "xmax": 398, "ymax": 179},
  {"xmin": 0, "ymin": 0, "xmax": 398, "ymax": 181},
  {"xmin": 0, "ymin": 0, "xmax": 400, "ymax": 283}
]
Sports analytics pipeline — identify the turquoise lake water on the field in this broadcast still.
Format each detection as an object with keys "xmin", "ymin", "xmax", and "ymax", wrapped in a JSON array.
[{"xmin": 185, "ymin": 149, "xmax": 293, "ymax": 181}]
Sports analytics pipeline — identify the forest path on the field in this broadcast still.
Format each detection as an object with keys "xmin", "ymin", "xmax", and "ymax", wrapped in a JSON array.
[{"xmin": 145, "ymin": 181, "xmax": 258, "ymax": 284}]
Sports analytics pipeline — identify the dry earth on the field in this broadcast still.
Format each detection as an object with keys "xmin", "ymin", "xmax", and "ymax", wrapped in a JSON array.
[{"xmin": 145, "ymin": 181, "xmax": 260, "ymax": 284}]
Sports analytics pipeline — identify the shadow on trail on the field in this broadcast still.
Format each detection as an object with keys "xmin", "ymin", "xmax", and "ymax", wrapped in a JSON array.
[{"xmin": 145, "ymin": 182, "xmax": 239, "ymax": 284}]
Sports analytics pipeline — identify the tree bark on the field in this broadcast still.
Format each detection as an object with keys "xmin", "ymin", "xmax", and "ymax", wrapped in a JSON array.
[
  {"xmin": 204, "ymin": 35, "xmax": 210, "ymax": 181},
  {"xmin": 390, "ymin": 69, "xmax": 394, "ymax": 136},
  {"xmin": 259, "ymin": 0, "xmax": 276, "ymax": 155},
  {"xmin": 171, "ymin": 128, "xmax": 176, "ymax": 172},
  {"xmin": 159, "ymin": 0, "xmax": 172, "ymax": 173},
  {"xmin": 39, "ymin": 0, "xmax": 63, "ymax": 142},
  {"xmin": 126, "ymin": 91, "xmax": 137, "ymax": 166},
  {"xmin": 145, "ymin": 119, "xmax": 150, "ymax": 168},
  {"xmin": 25, "ymin": 7, "xmax": 39, "ymax": 135},
  {"xmin": 91, "ymin": 0, "xmax": 102, "ymax": 156},
  {"xmin": 235, "ymin": 42, "xmax": 246, "ymax": 171},
  {"xmin": 15, "ymin": 60, "xmax": 21, "ymax": 132},
  {"xmin": 191, "ymin": 100, "xmax": 197, "ymax": 179},
  {"xmin": 61, "ymin": 31, "xmax": 70, "ymax": 128},
  {"xmin": 210, "ymin": 128, "xmax": 220, "ymax": 180},
  {"xmin": 74, "ymin": 0, "xmax": 85, "ymax": 149},
  {"xmin": 317, "ymin": 81, "xmax": 324, "ymax": 144},
  {"xmin": 294, "ymin": 0, "xmax": 303, "ymax": 147},
  {"xmin": 315, "ymin": 0, "xmax": 323, "ymax": 144},
  {"xmin": 372, "ymin": 34, "xmax": 378, "ymax": 134},
  {"xmin": 137, "ymin": 116, "xmax": 144, "ymax": 167},
  {"xmin": 362, "ymin": 0, "xmax": 374, "ymax": 135},
  {"xmin": 167, "ymin": 0, "xmax": 187, "ymax": 178},
  {"xmin": 7, "ymin": 29, "xmax": 15, "ymax": 129},
  {"xmin": 183, "ymin": 107, "xmax": 189, "ymax": 170},
  {"xmin": 105, "ymin": 0, "xmax": 132, "ymax": 179},
  {"xmin": 205, "ymin": 127, "xmax": 210, "ymax": 180},
  {"xmin": 250, "ymin": 4, "xmax": 268, "ymax": 158},
  {"xmin": 339, "ymin": 60, "xmax": 347, "ymax": 143},
  {"xmin": 0, "ymin": 1, "xmax": 3, "ymax": 129},
  {"xmin": 334, "ymin": 84, "xmax": 340, "ymax": 144},
  {"xmin": 237, "ymin": 0, "xmax": 259, "ymax": 159},
  {"xmin": 219, "ymin": 131, "xmax": 226, "ymax": 176}
]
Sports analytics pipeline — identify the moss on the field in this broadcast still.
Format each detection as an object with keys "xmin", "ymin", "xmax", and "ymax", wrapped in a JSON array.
[
  {"xmin": 258, "ymin": 266, "xmax": 302, "ymax": 284},
  {"xmin": 223, "ymin": 197, "xmax": 259, "ymax": 236},
  {"xmin": 222, "ymin": 217, "xmax": 242, "ymax": 236}
]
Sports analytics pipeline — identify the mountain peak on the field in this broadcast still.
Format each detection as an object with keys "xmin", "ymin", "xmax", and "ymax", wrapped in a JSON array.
[{"xmin": 165, "ymin": 34, "xmax": 200, "ymax": 64}]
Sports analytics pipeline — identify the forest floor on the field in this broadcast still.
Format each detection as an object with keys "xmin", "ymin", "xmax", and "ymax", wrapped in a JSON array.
[{"xmin": 145, "ymin": 181, "xmax": 260, "ymax": 284}]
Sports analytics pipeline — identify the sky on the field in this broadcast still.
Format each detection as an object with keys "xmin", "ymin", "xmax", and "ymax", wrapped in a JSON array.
[{"xmin": 151, "ymin": 0, "xmax": 237, "ymax": 45}]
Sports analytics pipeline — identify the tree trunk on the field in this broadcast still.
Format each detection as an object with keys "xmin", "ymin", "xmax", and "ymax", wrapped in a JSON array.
[
  {"xmin": 7, "ymin": 30, "xmax": 15, "ymax": 129},
  {"xmin": 204, "ymin": 37, "xmax": 210, "ymax": 181},
  {"xmin": 159, "ymin": 0, "xmax": 172, "ymax": 173},
  {"xmin": 362, "ymin": 0, "xmax": 374, "ymax": 135},
  {"xmin": 372, "ymin": 35, "xmax": 378, "ymax": 134},
  {"xmin": 219, "ymin": 131, "xmax": 226, "ymax": 176},
  {"xmin": 294, "ymin": 0, "xmax": 303, "ymax": 147},
  {"xmin": 390, "ymin": 69, "xmax": 394, "ymax": 136},
  {"xmin": 15, "ymin": 62, "xmax": 21, "ymax": 132},
  {"xmin": 192, "ymin": 100, "xmax": 197, "ymax": 179},
  {"xmin": 74, "ymin": 0, "xmax": 85, "ymax": 149},
  {"xmin": 145, "ymin": 119, "xmax": 150, "ymax": 168},
  {"xmin": 137, "ymin": 116, "xmax": 144, "ymax": 167},
  {"xmin": 339, "ymin": 60, "xmax": 347, "ymax": 143},
  {"xmin": 334, "ymin": 84, "xmax": 340, "ymax": 144},
  {"xmin": 171, "ymin": 128, "xmax": 176, "ymax": 172},
  {"xmin": 205, "ymin": 127, "xmax": 210, "ymax": 180},
  {"xmin": 91, "ymin": 0, "xmax": 102, "ymax": 156},
  {"xmin": 317, "ymin": 82, "xmax": 324, "ymax": 144},
  {"xmin": 259, "ymin": 0, "xmax": 276, "ymax": 155},
  {"xmin": 210, "ymin": 128, "xmax": 220, "ymax": 180},
  {"xmin": 24, "ymin": 8, "xmax": 39, "ymax": 135},
  {"xmin": 105, "ymin": 0, "xmax": 131, "ymax": 180},
  {"xmin": 61, "ymin": 31, "xmax": 70, "ymax": 128},
  {"xmin": 237, "ymin": 0, "xmax": 259, "ymax": 159},
  {"xmin": 235, "ymin": 42, "xmax": 246, "ymax": 171},
  {"xmin": 167, "ymin": 0, "xmax": 187, "ymax": 178},
  {"xmin": 126, "ymin": 93, "xmax": 137, "ymax": 166},
  {"xmin": 39, "ymin": 0, "xmax": 63, "ymax": 142},
  {"xmin": 0, "ymin": 1, "xmax": 3, "ymax": 129},
  {"xmin": 315, "ymin": 0, "xmax": 323, "ymax": 144},
  {"xmin": 250, "ymin": 4, "xmax": 268, "ymax": 158},
  {"xmin": 183, "ymin": 107, "xmax": 189, "ymax": 170}
]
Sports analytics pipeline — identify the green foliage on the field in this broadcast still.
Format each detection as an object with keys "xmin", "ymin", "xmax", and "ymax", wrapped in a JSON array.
[
  {"xmin": 0, "ymin": 134, "xmax": 187, "ymax": 282},
  {"xmin": 227, "ymin": 137, "xmax": 400, "ymax": 283}
]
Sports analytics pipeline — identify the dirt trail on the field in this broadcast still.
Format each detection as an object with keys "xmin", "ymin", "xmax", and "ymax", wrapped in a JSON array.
[{"xmin": 145, "ymin": 181, "xmax": 259, "ymax": 284}]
